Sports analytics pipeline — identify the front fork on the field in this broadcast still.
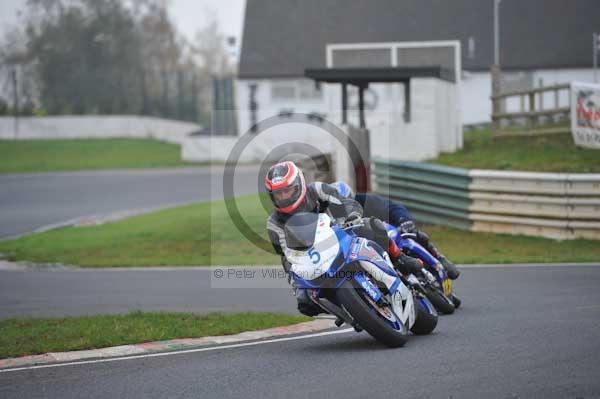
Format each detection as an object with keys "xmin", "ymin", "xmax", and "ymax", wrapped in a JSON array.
[{"xmin": 402, "ymin": 275, "xmax": 438, "ymax": 317}]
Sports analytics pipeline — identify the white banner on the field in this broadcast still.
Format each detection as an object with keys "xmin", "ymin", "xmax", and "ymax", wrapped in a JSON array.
[{"xmin": 571, "ymin": 81, "xmax": 600, "ymax": 149}]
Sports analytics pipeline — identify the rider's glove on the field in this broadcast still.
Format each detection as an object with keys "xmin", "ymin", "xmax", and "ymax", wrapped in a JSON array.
[
  {"xmin": 398, "ymin": 253, "xmax": 424, "ymax": 276},
  {"xmin": 399, "ymin": 220, "xmax": 417, "ymax": 234},
  {"xmin": 421, "ymin": 268, "xmax": 437, "ymax": 284},
  {"xmin": 341, "ymin": 211, "xmax": 363, "ymax": 228}
]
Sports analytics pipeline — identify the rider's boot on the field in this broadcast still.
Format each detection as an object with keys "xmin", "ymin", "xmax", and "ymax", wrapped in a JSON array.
[
  {"xmin": 400, "ymin": 221, "xmax": 460, "ymax": 280},
  {"xmin": 388, "ymin": 240, "xmax": 423, "ymax": 276},
  {"xmin": 367, "ymin": 217, "xmax": 414, "ymax": 274},
  {"xmin": 295, "ymin": 288, "xmax": 323, "ymax": 317},
  {"xmin": 415, "ymin": 231, "xmax": 460, "ymax": 280}
]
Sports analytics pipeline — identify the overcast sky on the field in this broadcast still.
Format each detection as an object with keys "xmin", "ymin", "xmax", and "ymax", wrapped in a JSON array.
[{"xmin": 0, "ymin": 0, "xmax": 247, "ymax": 43}]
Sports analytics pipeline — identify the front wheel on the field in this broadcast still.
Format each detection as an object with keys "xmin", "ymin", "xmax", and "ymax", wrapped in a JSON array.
[
  {"xmin": 425, "ymin": 288, "xmax": 455, "ymax": 315},
  {"xmin": 451, "ymin": 294, "xmax": 462, "ymax": 309},
  {"xmin": 410, "ymin": 298, "xmax": 438, "ymax": 335},
  {"xmin": 337, "ymin": 279, "xmax": 408, "ymax": 348}
]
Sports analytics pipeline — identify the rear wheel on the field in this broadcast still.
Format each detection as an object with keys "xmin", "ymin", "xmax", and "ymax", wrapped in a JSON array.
[
  {"xmin": 337, "ymin": 279, "xmax": 408, "ymax": 348},
  {"xmin": 425, "ymin": 289, "xmax": 455, "ymax": 315},
  {"xmin": 410, "ymin": 298, "xmax": 438, "ymax": 335}
]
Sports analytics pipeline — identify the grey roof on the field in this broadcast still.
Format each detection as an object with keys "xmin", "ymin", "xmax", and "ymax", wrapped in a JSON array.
[{"xmin": 239, "ymin": 0, "xmax": 600, "ymax": 79}]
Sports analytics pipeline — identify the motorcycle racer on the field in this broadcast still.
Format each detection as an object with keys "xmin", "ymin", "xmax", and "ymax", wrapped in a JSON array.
[
  {"xmin": 331, "ymin": 181, "xmax": 460, "ymax": 280},
  {"xmin": 265, "ymin": 161, "xmax": 424, "ymax": 316}
]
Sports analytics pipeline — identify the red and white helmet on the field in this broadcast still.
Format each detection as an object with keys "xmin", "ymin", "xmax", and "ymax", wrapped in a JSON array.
[{"xmin": 265, "ymin": 161, "xmax": 307, "ymax": 214}]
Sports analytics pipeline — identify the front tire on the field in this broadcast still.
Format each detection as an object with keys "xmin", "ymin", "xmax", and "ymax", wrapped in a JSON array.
[
  {"xmin": 451, "ymin": 294, "xmax": 462, "ymax": 309},
  {"xmin": 410, "ymin": 298, "xmax": 438, "ymax": 335},
  {"xmin": 337, "ymin": 279, "xmax": 408, "ymax": 348},
  {"xmin": 425, "ymin": 289, "xmax": 455, "ymax": 315}
]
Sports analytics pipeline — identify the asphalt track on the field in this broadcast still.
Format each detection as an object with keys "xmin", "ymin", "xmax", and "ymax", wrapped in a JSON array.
[
  {"xmin": 1, "ymin": 264, "xmax": 600, "ymax": 398},
  {"xmin": 0, "ymin": 267, "xmax": 296, "ymax": 319},
  {"xmin": 0, "ymin": 165, "xmax": 260, "ymax": 239}
]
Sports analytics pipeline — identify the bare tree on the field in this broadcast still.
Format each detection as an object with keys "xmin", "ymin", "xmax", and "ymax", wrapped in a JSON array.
[
  {"xmin": 0, "ymin": 0, "xmax": 209, "ymax": 122},
  {"xmin": 192, "ymin": 11, "xmax": 232, "ymax": 78}
]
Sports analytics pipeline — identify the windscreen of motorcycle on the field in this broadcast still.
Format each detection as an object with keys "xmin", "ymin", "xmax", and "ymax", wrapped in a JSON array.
[
  {"xmin": 283, "ymin": 212, "xmax": 319, "ymax": 250},
  {"xmin": 287, "ymin": 213, "xmax": 341, "ymax": 281}
]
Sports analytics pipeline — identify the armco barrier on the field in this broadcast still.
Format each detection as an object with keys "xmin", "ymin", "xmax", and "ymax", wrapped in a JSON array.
[{"xmin": 373, "ymin": 159, "xmax": 600, "ymax": 240}]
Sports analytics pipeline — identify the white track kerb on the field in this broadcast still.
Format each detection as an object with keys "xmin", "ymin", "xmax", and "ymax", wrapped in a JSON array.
[
  {"xmin": 0, "ymin": 319, "xmax": 349, "ymax": 373},
  {"xmin": 0, "ymin": 330, "xmax": 353, "ymax": 374}
]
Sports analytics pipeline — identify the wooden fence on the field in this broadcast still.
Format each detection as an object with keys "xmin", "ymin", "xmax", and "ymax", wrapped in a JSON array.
[{"xmin": 491, "ymin": 84, "xmax": 571, "ymax": 136}]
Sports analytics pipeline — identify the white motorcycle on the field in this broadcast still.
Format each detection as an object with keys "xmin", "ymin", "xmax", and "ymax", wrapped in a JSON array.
[{"xmin": 284, "ymin": 212, "xmax": 438, "ymax": 348}]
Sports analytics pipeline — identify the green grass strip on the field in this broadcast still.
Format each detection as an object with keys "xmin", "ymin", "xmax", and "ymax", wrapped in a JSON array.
[
  {"xmin": 0, "ymin": 138, "xmax": 197, "ymax": 173},
  {"xmin": 1, "ymin": 194, "xmax": 599, "ymax": 267},
  {"xmin": 0, "ymin": 194, "xmax": 276, "ymax": 267},
  {"xmin": 0, "ymin": 311, "xmax": 310, "ymax": 359},
  {"xmin": 429, "ymin": 130, "xmax": 600, "ymax": 173},
  {"xmin": 426, "ymin": 224, "xmax": 600, "ymax": 264}
]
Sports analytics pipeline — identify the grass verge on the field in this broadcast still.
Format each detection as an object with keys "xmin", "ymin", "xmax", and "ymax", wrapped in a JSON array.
[
  {"xmin": 0, "ymin": 194, "xmax": 275, "ymax": 267},
  {"xmin": 425, "ymin": 224, "xmax": 600, "ymax": 264},
  {"xmin": 0, "ymin": 138, "xmax": 198, "ymax": 173},
  {"xmin": 0, "ymin": 311, "xmax": 310, "ymax": 359},
  {"xmin": 0, "ymin": 195, "xmax": 599, "ymax": 267},
  {"xmin": 429, "ymin": 129, "xmax": 600, "ymax": 173}
]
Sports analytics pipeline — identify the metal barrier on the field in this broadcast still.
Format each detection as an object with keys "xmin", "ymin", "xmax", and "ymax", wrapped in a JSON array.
[
  {"xmin": 373, "ymin": 159, "xmax": 600, "ymax": 240},
  {"xmin": 373, "ymin": 160, "xmax": 472, "ymax": 230}
]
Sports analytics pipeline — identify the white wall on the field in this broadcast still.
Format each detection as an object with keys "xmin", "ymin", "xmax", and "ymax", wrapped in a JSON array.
[
  {"xmin": 237, "ymin": 73, "xmax": 493, "ymax": 128},
  {"xmin": 0, "ymin": 115, "xmax": 201, "ymax": 145},
  {"xmin": 436, "ymin": 79, "xmax": 461, "ymax": 152},
  {"xmin": 233, "ymin": 77, "xmax": 461, "ymax": 164},
  {"xmin": 181, "ymin": 77, "xmax": 336, "ymax": 163},
  {"xmin": 235, "ymin": 78, "xmax": 327, "ymax": 136},
  {"xmin": 460, "ymin": 71, "xmax": 492, "ymax": 125},
  {"xmin": 534, "ymin": 68, "xmax": 597, "ymax": 87},
  {"xmin": 182, "ymin": 120, "xmax": 336, "ymax": 163},
  {"xmin": 325, "ymin": 78, "xmax": 461, "ymax": 162},
  {"xmin": 189, "ymin": 67, "xmax": 595, "ymax": 164},
  {"xmin": 461, "ymin": 68, "xmax": 596, "ymax": 124}
]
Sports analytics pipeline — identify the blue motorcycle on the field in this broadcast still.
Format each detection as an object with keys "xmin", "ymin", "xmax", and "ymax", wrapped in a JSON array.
[
  {"xmin": 384, "ymin": 222, "xmax": 461, "ymax": 314},
  {"xmin": 285, "ymin": 212, "xmax": 438, "ymax": 348}
]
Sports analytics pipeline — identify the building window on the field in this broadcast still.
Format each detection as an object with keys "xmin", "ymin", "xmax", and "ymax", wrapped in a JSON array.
[
  {"xmin": 271, "ymin": 82, "xmax": 296, "ymax": 100},
  {"xmin": 271, "ymin": 80, "xmax": 322, "ymax": 101}
]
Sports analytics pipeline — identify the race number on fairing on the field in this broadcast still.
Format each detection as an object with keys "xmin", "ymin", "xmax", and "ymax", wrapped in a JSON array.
[{"xmin": 288, "ymin": 214, "xmax": 340, "ymax": 280}]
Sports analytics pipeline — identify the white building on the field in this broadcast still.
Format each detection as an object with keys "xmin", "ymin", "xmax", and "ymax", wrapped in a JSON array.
[
  {"xmin": 236, "ymin": 40, "xmax": 463, "ymax": 163},
  {"xmin": 235, "ymin": 0, "xmax": 599, "ymax": 147},
  {"xmin": 182, "ymin": 0, "xmax": 600, "ymax": 190}
]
